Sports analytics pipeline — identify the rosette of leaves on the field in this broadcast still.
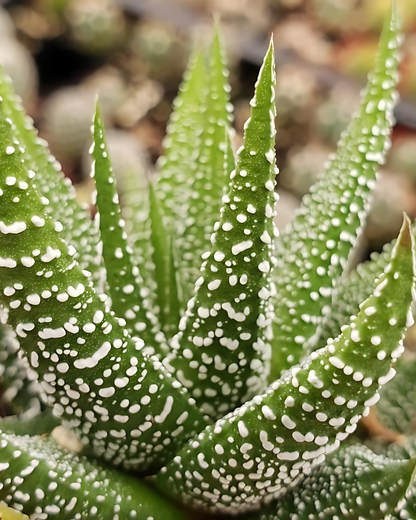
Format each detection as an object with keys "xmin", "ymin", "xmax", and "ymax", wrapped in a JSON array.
[{"xmin": 0, "ymin": 7, "xmax": 415, "ymax": 520}]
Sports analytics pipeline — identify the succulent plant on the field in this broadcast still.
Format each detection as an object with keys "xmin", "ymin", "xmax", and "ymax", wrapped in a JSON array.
[
  {"xmin": 41, "ymin": 74, "xmax": 126, "ymax": 167},
  {"xmin": 0, "ymin": 7, "xmax": 16, "ymax": 40},
  {"xmin": 388, "ymin": 136, "xmax": 416, "ymax": 183},
  {"xmin": 280, "ymin": 142, "xmax": 330, "ymax": 197},
  {"xmin": 40, "ymin": 86, "xmax": 97, "ymax": 165},
  {"xmin": 129, "ymin": 20, "xmax": 189, "ymax": 84},
  {"xmin": 64, "ymin": 0, "xmax": 126, "ymax": 55},
  {"xmin": 0, "ymin": 35, "xmax": 38, "ymax": 109},
  {"xmin": 314, "ymin": 83, "xmax": 361, "ymax": 146},
  {"xmin": 309, "ymin": 0, "xmax": 358, "ymax": 34},
  {"xmin": 0, "ymin": 7, "xmax": 415, "ymax": 520}
]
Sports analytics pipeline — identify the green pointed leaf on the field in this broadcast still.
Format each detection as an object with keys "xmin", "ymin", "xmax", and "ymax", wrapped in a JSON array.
[
  {"xmin": 148, "ymin": 181, "xmax": 180, "ymax": 337},
  {"xmin": 0, "ymin": 428, "xmax": 187, "ymax": 520},
  {"xmin": 177, "ymin": 28, "xmax": 236, "ymax": 304},
  {"xmin": 168, "ymin": 236, "xmax": 183, "ymax": 331},
  {"xmin": 246, "ymin": 444, "xmax": 416, "ymax": 520},
  {"xmin": 0, "ymin": 100, "xmax": 208, "ymax": 473},
  {"xmin": 270, "ymin": 4, "xmax": 402, "ymax": 378},
  {"xmin": 164, "ymin": 40, "xmax": 277, "ymax": 420},
  {"xmin": 121, "ymin": 173, "xmax": 158, "ymax": 309},
  {"xmin": 91, "ymin": 104, "xmax": 168, "ymax": 356},
  {"xmin": 156, "ymin": 47, "xmax": 207, "ymax": 227},
  {"xmin": 156, "ymin": 217, "xmax": 414, "ymax": 513},
  {"xmin": 0, "ymin": 66, "xmax": 102, "ymax": 283}
]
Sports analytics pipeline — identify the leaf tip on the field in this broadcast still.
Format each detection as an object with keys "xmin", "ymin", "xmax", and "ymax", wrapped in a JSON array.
[
  {"xmin": 266, "ymin": 33, "xmax": 275, "ymax": 58},
  {"xmin": 398, "ymin": 212, "xmax": 413, "ymax": 249},
  {"xmin": 405, "ymin": 456, "xmax": 416, "ymax": 497}
]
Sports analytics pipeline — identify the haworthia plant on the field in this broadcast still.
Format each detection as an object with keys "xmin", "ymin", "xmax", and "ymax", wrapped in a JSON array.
[
  {"xmin": 0, "ymin": 6, "xmax": 415, "ymax": 519},
  {"xmin": 269, "ymin": 6, "xmax": 401, "ymax": 379}
]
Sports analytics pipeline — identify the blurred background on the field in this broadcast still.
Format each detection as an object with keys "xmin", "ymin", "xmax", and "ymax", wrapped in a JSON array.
[{"xmin": 0, "ymin": 0, "xmax": 416, "ymax": 257}]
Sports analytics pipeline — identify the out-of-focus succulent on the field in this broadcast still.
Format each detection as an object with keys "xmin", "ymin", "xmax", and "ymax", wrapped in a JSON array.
[
  {"xmin": 130, "ymin": 20, "xmax": 189, "ymax": 84},
  {"xmin": 309, "ymin": 0, "xmax": 358, "ymax": 34},
  {"xmin": 0, "ymin": 6, "xmax": 16, "ymax": 39},
  {"xmin": 388, "ymin": 136, "xmax": 416, "ymax": 184},
  {"xmin": 41, "ymin": 74, "xmax": 127, "ymax": 165},
  {"xmin": 334, "ymin": 37, "xmax": 379, "ymax": 79},
  {"xmin": 0, "ymin": 39, "xmax": 37, "ymax": 108},
  {"xmin": 65, "ymin": 0, "xmax": 126, "ymax": 55},
  {"xmin": 116, "ymin": 80, "xmax": 163, "ymax": 128},
  {"xmin": 273, "ymin": 18, "xmax": 332, "ymax": 65},
  {"xmin": 314, "ymin": 83, "xmax": 361, "ymax": 145},
  {"xmin": 280, "ymin": 142, "xmax": 330, "ymax": 197},
  {"xmin": 276, "ymin": 0, "xmax": 305, "ymax": 9},
  {"xmin": 275, "ymin": 63, "xmax": 318, "ymax": 127},
  {"xmin": 273, "ymin": 189, "xmax": 300, "ymax": 231},
  {"xmin": 41, "ymin": 86, "xmax": 96, "ymax": 165},
  {"xmin": 359, "ymin": 0, "xmax": 416, "ymax": 33},
  {"xmin": 84, "ymin": 69, "xmax": 128, "ymax": 122},
  {"xmin": 273, "ymin": 63, "xmax": 318, "ymax": 150},
  {"xmin": 207, "ymin": 0, "xmax": 270, "ymax": 31},
  {"xmin": 365, "ymin": 171, "xmax": 416, "ymax": 248}
]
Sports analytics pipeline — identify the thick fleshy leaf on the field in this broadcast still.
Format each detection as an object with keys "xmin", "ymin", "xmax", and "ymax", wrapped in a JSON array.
[
  {"xmin": 269, "ymin": 4, "xmax": 402, "ymax": 379},
  {"xmin": 177, "ymin": 28, "xmax": 235, "ymax": 303},
  {"xmin": 0, "ymin": 101, "xmax": 208, "ymax": 474},
  {"xmin": 148, "ymin": 181, "xmax": 180, "ymax": 337},
  {"xmin": 125, "ymin": 48, "xmax": 207, "ymax": 333},
  {"xmin": 0, "ymin": 428, "xmax": 187, "ymax": 520},
  {"xmin": 91, "ymin": 104, "xmax": 168, "ymax": 356},
  {"xmin": 156, "ymin": 47, "xmax": 207, "ymax": 229},
  {"xmin": 156, "ymin": 217, "xmax": 414, "ymax": 514},
  {"xmin": 246, "ymin": 444, "xmax": 416, "ymax": 520},
  {"xmin": 0, "ymin": 66, "xmax": 102, "ymax": 283},
  {"xmin": 120, "ymin": 174, "xmax": 158, "ymax": 311},
  {"xmin": 164, "ymin": 40, "xmax": 278, "ymax": 420}
]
